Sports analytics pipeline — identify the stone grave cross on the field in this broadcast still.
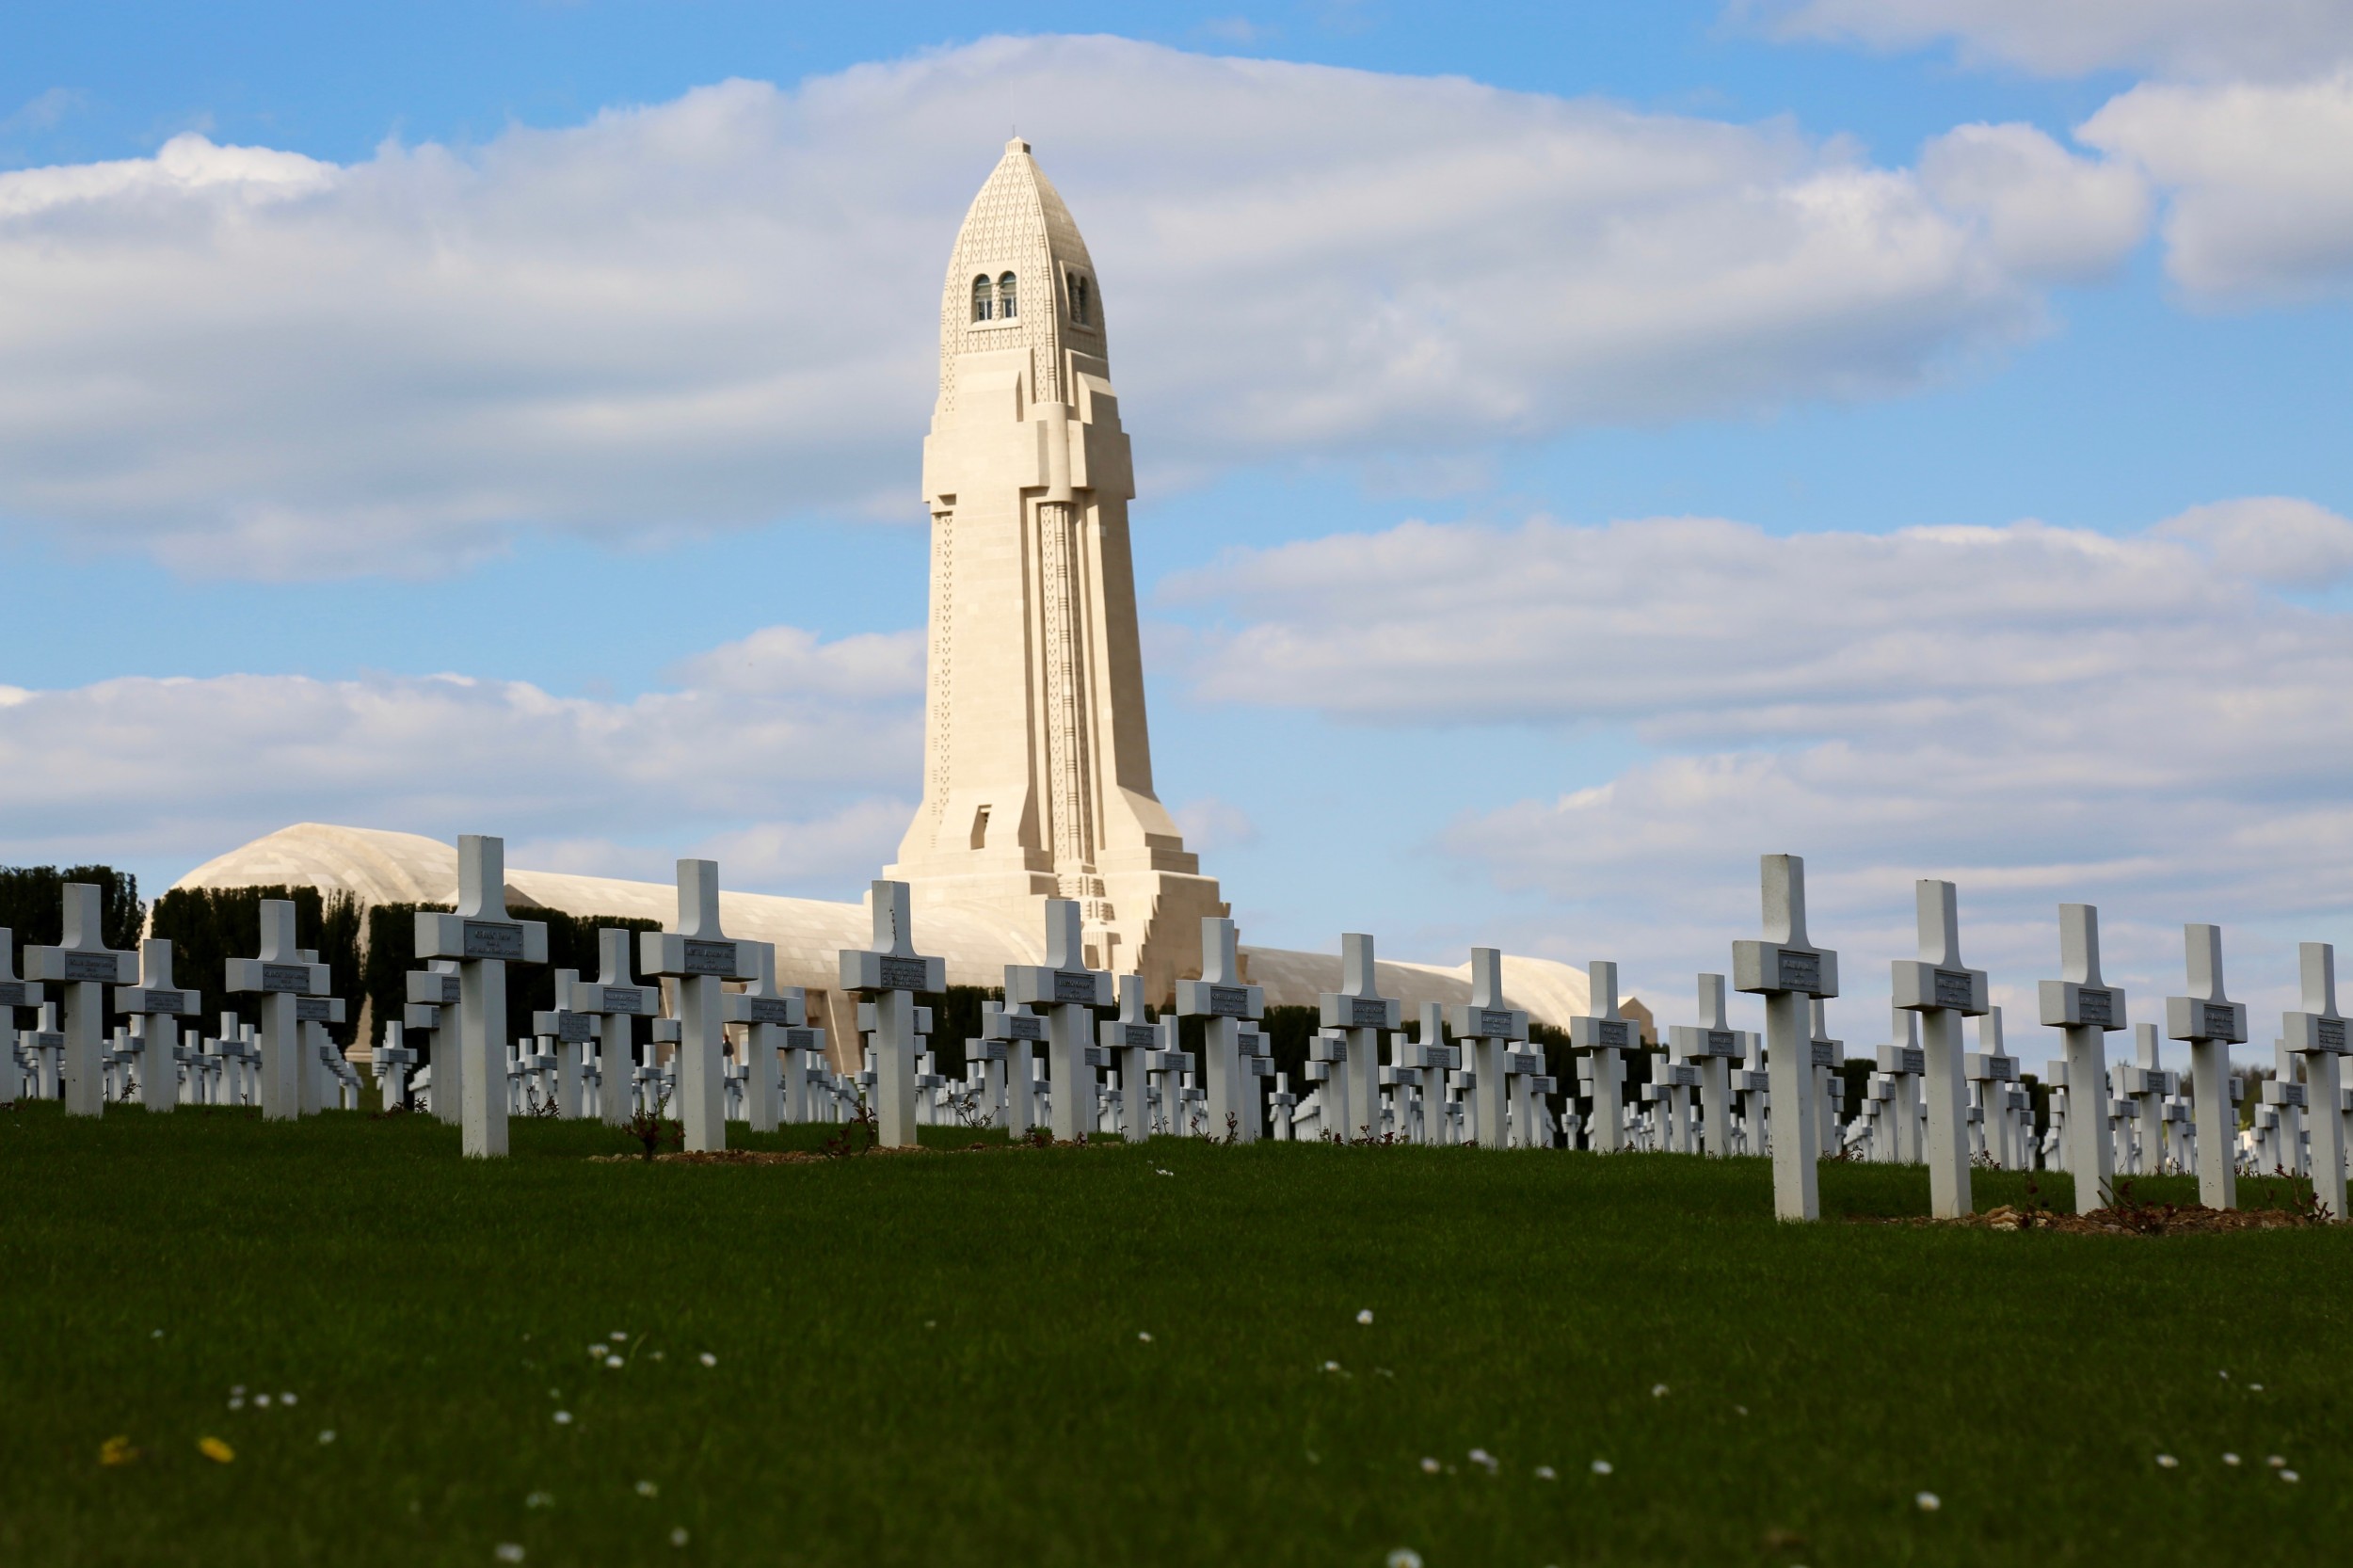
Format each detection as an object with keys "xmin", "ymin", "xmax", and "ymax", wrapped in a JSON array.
[
  {"xmin": 118, "ymin": 939, "xmax": 198, "ymax": 1114},
  {"xmin": 1565, "ymin": 960, "xmax": 1632, "ymax": 1154},
  {"xmin": 2281, "ymin": 941, "xmax": 2348, "ymax": 1221},
  {"xmin": 1100, "ymin": 974, "xmax": 1159, "ymax": 1144},
  {"xmin": 26, "ymin": 884, "xmax": 138, "ymax": 1118},
  {"xmin": 1176, "ymin": 917, "xmax": 1266, "ymax": 1141},
  {"xmin": 222, "ymin": 900, "xmax": 330, "ymax": 1123},
  {"xmin": 2166, "ymin": 923, "xmax": 2248, "ymax": 1210},
  {"xmin": 1006, "ymin": 899, "xmax": 1114, "ymax": 1143},
  {"xmin": 532, "ymin": 968, "xmax": 597, "ymax": 1120},
  {"xmin": 838, "ymin": 880, "xmax": 944, "ymax": 1148},
  {"xmin": 1318, "ymin": 934, "xmax": 1400, "ymax": 1143},
  {"xmin": 294, "ymin": 948, "xmax": 347, "ymax": 1116},
  {"xmin": 416, "ymin": 836, "xmax": 550, "ymax": 1158},
  {"xmin": 2036, "ymin": 904, "xmax": 2125, "ymax": 1212},
  {"xmin": 1733, "ymin": 854, "xmax": 1838, "ymax": 1222},
  {"xmin": 1452, "ymin": 948, "xmax": 1530, "ymax": 1149},
  {"xmin": 725, "ymin": 942, "xmax": 805, "ymax": 1134},
  {"xmin": 638, "ymin": 860, "xmax": 755, "ymax": 1153},
  {"xmin": 0, "ymin": 930, "xmax": 46, "ymax": 1108},
  {"xmin": 1809, "ymin": 999, "xmax": 1845, "ymax": 1158},
  {"xmin": 571, "ymin": 929, "xmax": 658, "ymax": 1128},
  {"xmin": 405, "ymin": 962, "xmax": 462, "ymax": 1124},
  {"xmin": 1891, "ymin": 879, "xmax": 1988, "ymax": 1218},
  {"xmin": 1667, "ymin": 974, "xmax": 1742, "ymax": 1158}
]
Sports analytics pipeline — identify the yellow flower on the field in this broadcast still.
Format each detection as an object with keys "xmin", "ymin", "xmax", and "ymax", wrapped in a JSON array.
[
  {"xmin": 98, "ymin": 1436, "xmax": 137, "ymax": 1466},
  {"xmin": 199, "ymin": 1436, "xmax": 235, "ymax": 1464}
]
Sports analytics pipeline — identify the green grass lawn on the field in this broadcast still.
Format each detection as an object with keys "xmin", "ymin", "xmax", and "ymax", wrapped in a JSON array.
[{"xmin": 1, "ymin": 1102, "xmax": 2345, "ymax": 1567}]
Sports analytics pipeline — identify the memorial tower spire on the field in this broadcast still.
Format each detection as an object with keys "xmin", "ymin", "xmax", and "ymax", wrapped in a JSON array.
[{"xmin": 887, "ymin": 139, "xmax": 1224, "ymax": 999}]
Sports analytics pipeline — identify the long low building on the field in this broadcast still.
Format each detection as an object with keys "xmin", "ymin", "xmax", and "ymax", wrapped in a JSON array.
[{"xmin": 174, "ymin": 823, "xmax": 1593, "ymax": 1061}]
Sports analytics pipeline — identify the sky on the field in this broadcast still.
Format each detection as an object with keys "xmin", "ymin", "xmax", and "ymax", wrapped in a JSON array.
[{"xmin": 3, "ymin": 0, "xmax": 2351, "ymax": 1064}]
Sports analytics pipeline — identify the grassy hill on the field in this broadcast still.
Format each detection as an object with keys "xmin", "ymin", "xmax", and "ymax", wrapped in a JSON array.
[{"xmin": 1, "ymin": 1103, "xmax": 2343, "ymax": 1565}]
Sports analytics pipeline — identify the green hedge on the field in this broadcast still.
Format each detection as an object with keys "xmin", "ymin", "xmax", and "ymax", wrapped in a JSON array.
[{"xmin": 148, "ymin": 885, "xmax": 363, "ymax": 1047}]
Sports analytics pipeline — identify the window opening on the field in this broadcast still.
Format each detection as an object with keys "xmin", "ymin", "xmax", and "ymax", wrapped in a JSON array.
[
  {"xmin": 970, "ymin": 275, "xmax": 993, "ymax": 322},
  {"xmin": 997, "ymin": 271, "xmax": 1017, "ymax": 319}
]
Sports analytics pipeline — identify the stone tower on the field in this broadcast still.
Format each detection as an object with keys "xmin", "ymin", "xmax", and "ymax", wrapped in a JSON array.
[{"xmin": 886, "ymin": 139, "xmax": 1224, "ymax": 1000}]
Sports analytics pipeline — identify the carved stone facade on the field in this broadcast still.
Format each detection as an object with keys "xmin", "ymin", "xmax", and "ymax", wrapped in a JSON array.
[{"xmin": 885, "ymin": 139, "xmax": 1225, "ymax": 1001}]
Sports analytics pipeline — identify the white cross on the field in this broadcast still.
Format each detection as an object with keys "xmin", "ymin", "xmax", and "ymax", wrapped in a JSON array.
[
  {"xmin": 1176, "ymin": 917, "xmax": 1266, "ymax": 1142},
  {"xmin": 1100, "ymin": 975, "xmax": 1159, "ymax": 1144},
  {"xmin": 222, "ymin": 899, "xmax": 330, "ymax": 1122},
  {"xmin": 0, "ymin": 929, "xmax": 46, "ymax": 1108},
  {"xmin": 2165, "ymin": 922, "xmax": 2248, "ymax": 1210},
  {"xmin": 416, "ymin": 837, "xmax": 550, "ymax": 1158},
  {"xmin": 839, "ymin": 881, "xmax": 945, "ymax": 1148},
  {"xmin": 292, "ymin": 946, "xmax": 347, "ymax": 1116},
  {"xmin": 571, "ymin": 929, "xmax": 658, "ymax": 1127},
  {"xmin": 1732, "ymin": 854, "xmax": 1838, "ymax": 1220},
  {"xmin": 1563, "ymin": 958, "xmax": 1633, "ymax": 1154},
  {"xmin": 1667, "ymin": 973, "xmax": 1743, "ymax": 1159},
  {"xmin": 1890, "ymin": 879, "xmax": 1987, "ymax": 1218},
  {"xmin": 635, "ymin": 860, "xmax": 755, "ymax": 1152},
  {"xmin": 2035, "ymin": 904, "xmax": 2126, "ymax": 1212},
  {"xmin": 25, "ymin": 885, "xmax": 137, "ymax": 1119},
  {"xmin": 1317, "ymin": 933, "xmax": 1399, "ymax": 1144},
  {"xmin": 1006, "ymin": 898, "xmax": 1113, "ymax": 1143},
  {"xmin": 1962, "ymin": 1006, "xmax": 2019, "ymax": 1166},
  {"xmin": 117, "ymin": 939, "xmax": 198, "ymax": 1114},
  {"xmin": 531, "ymin": 967, "xmax": 598, "ymax": 1120},
  {"xmin": 725, "ymin": 942, "xmax": 807, "ymax": 1133},
  {"xmin": 2283, "ymin": 942, "xmax": 2348, "ymax": 1221},
  {"xmin": 1809, "ymin": 999, "xmax": 1844, "ymax": 1160}
]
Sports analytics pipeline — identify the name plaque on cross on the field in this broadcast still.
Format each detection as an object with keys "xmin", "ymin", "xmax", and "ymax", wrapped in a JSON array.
[
  {"xmin": 1887, "ymin": 1047, "xmax": 1926, "ymax": 1075},
  {"xmin": 738, "ymin": 996, "xmax": 798, "ymax": 1026},
  {"xmin": 1343, "ymin": 997, "xmax": 1388, "ymax": 1029},
  {"xmin": 1705, "ymin": 1029, "xmax": 1737, "ymax": 1055},
  {"xmin": 879, "ymin": 956, "xmax": 932, "ymax": 992},
  {"xmin": 295, "ymin": 997, "xmax": 339, "ymax": 1024},
  {"xmin": 264, "ymin": 963, "xmax": 316, "ymax": 993},
  {"xmin": 2203, "ymin": 1002, "xmax": 2238, "ymax": 1038},
  {"xmin": 599, "ymin": 985, "xmax": 648, "ymax": 1012},
  {"xmin": 2323, "ymin": 1019, "xmax": 2347, "ymax": 1051},
  {"xmin": 2077, "ymin": 988, "xmax": 2115, "ymax": 1027},
  {"xmin": 682, "ymin": 939, "xmax": 738, "ymax": 976},
  {"xmin": 1051, "ymin": 970, "xmax": 1101, "ymax": 1005},
  {"xmin": 0, "ymin": 981, "xmax": 26, "ymax": 1008},
  {"xmin": 2275, "ymin": 1081, "xmax": 2308, "ymax": 1108},
  {"xmin": 1933, "ymin": 969, "xmax": 1976, "ymax": 1008},
  {"xmin": 1106, "ymin": 1022, "xmax": 1157, "ymax": 1050},
  {"xmin": 1809, "ymin": 1039, "xmax": 1837, "ymax": 1068},
  {"xmin": 136, "ymin": 989, "xmax": 185, "ymax": 1014},
  {"xmin": 1593, "ymin": 1018, "xmax": 1631, "ymax": 1050},
  {"xmin": 995, "ymin": 1011, "xmax": 1047, "ymax": 1042},
  {"xmin": 1207, "ymin": 985, "xmax": 1253, "ymax": 1017},
  {"xmin": 542, "ymin": 1013, "xmax": 593, "ymax": 1044},
  {"xmin": 62, "ymin": 952, "xmax": 121, "ymax": 983},
  {"xmin": 462, "ymin": 921, "xmax": 526, "ymax": 961},
  {"xmin": 783, "ymin": 1027, "xmax": 823, "ymax": 1050},
  {"xmin": 1779, "ymin": 952, "xmax": 1822, "ymax": 992}
]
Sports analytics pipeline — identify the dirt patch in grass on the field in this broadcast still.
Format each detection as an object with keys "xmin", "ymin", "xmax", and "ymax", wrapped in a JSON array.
[{"xmin": 1865, "ymin": 1201, "xmax": 2330, "ymax": 1236}]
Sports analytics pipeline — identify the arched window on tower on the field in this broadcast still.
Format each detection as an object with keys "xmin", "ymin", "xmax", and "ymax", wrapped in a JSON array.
[
  {"xmin": 970, "ymin": 274, "xmax": 993, "ymax": 322},
  {"xmin": 1070, "ymin": 273, "xmax": 1091, "ymax": 327},
  {"xmin": 997, "ymin": 271, "xmax": 1017, "ymax": 320}
]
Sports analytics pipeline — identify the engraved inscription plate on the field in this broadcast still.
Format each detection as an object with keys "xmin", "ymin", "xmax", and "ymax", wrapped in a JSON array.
[
  {"xmin": 2201, "ymin": 1002, "xmax": 2237, "ymax": 1038},
  {"xmin": 1208, "ymin": 985, "xmax": 1252, "ymax": 1017},
  {"xmin": 1112, "ymin": 1023, "xmax": 1156, "ymax": 1049},
  {"xmin": 2320, "ymin": 1018, "xmax": 2346, "ymax": 1051},
  {"xmin": 1052, "ymin": 970, "xmax": 1100, "ymax": 1005},
  {"xmin": 553, "ymin": 1014, "xmax": 594, "ymax": 1043},
  {"xmin": 2280, "ymin": 1082, "xmax": 2308, "ymax": 1108},
  {"xmin": 877, "ymin": 955, "xmax": 931, "ymax": 992},
  {"xmin": 295, "ymin": 997, "xmax": 335, "ymax": 1023},
  {"xmin": 1810, "ymin": 1040, "xmax": 1836, "ymax": 1067},
  {"xmin": 742, "ymin": 997, "xmax": 796, "ymax": 1025},
  {"xmin": 0, "ymin": 982, "xmax": 26, "ymax": 1008},
  {"xmin": 1896, "ymin": 1048, "xmax": 1926, "ymax": 1075},
  {"xmin": 600, "ymin": 986, "xmax": 647, "ymax": 1013},
  {"xmin": 2077, "ymin": 988, "xmax": 2113, "ymax": 1027},
  {"xmin": 1705, "ymin": 1029, "xmax": 1738, "ymax": 1056},
  {"xmin": 681, "ymin": 939, "xmax": 738, "ymax": 976},
  {"xmin": 782, "ymin": 1028, "xmax": 820, "ymax": 1049},
  {"xmin": 1238, "ymin": 1030, "xmax": 1269, "ymax": 1055},
  {"xmin": 462, "ymin": 920, "xmax": 524, "ymax": 961},
  {"xmin": 63, "ymin": 952, "xmax": 121, "ymax": 983},
  {"xmin": 1346, "ymin": 997, "xmax": 1389, "ymax": 1029},
  {"xmin": 1081, "ymin": 1047, "xmax": 1112, "ymax": 1067},
  {"xmin": 140, "ymin": 989, "xmax": 187, "ymax": 1014},
  {"xmin": 262, "ymin": 962, "xmax": 314, "ymax": 993},
  {"xmin": 1776, "ymin": 950, "xmax": 1821, "ymax": 992},
  {"xmin": 1933, "ymin": 968, "xmax": 1975, "ymax": 1009},
  {"xmin": 1596, "ymin": 1019, "xmax": 1631, "ymax": 1050},
  {"xmin": 1000, "ymin": 1012, "xmax": 1047, "ymax": 1042},
  {"xmin": 1478, "ymin": 1009, "xmax": 1518, "ymax": 1038}
]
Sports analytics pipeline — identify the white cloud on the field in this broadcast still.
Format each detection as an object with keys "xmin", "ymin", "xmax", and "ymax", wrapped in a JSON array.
[
  {"xmin": 1173, "ymin": 795, "xmax": 1260, "ymax": 854},
  {"xmin": 0, "ymin": 624, "xmax": 923, "ymax": 896},
  {"xmin": 1165, "ymin": 502, "xmax": 2353, "ymax": 1030},
  {"xmin": 1917, "ymin": 122, "xmax": 2149, "ymax": 282},
  {"xmin": 2079, "ymin": 70, "xmax": 2353, "ymax": 300},
  {"xmin": 1738, "ymin": 0, "xmax": 2353, "ymax": 80},
  {"xmin": 2151, "ymin": 495, "xmax": 2353, "ymax": 587},
  {"xmin": 0, "ymin": 36, "xmax": 2132, "ymax": 578}
]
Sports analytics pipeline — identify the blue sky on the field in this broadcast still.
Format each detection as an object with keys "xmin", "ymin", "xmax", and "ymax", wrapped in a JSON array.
[{"xmin": 3, "ymin": 1, "xmax": 2351, "ymax": 1046}]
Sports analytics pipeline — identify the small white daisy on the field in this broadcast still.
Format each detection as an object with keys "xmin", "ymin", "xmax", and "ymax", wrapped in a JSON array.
[
  {"xmin": 1915, "ymin": 1492, "xmax": 1941, "ymax": 1512},
  {"xmin": 552, "ymin": 1411, "xmax": 572, "ymax": 1425},
  {"xmin": 697, "ymin": 1352, "xmax": 716, "ymax": 1368},
  {"xmin": 1591, "ymin": 1460, "xmax": 1613, "ymax": 1476},
  {"xmin": 1356, "ymin": 1309, "xmax": 1374, "ymax": 1325}
]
